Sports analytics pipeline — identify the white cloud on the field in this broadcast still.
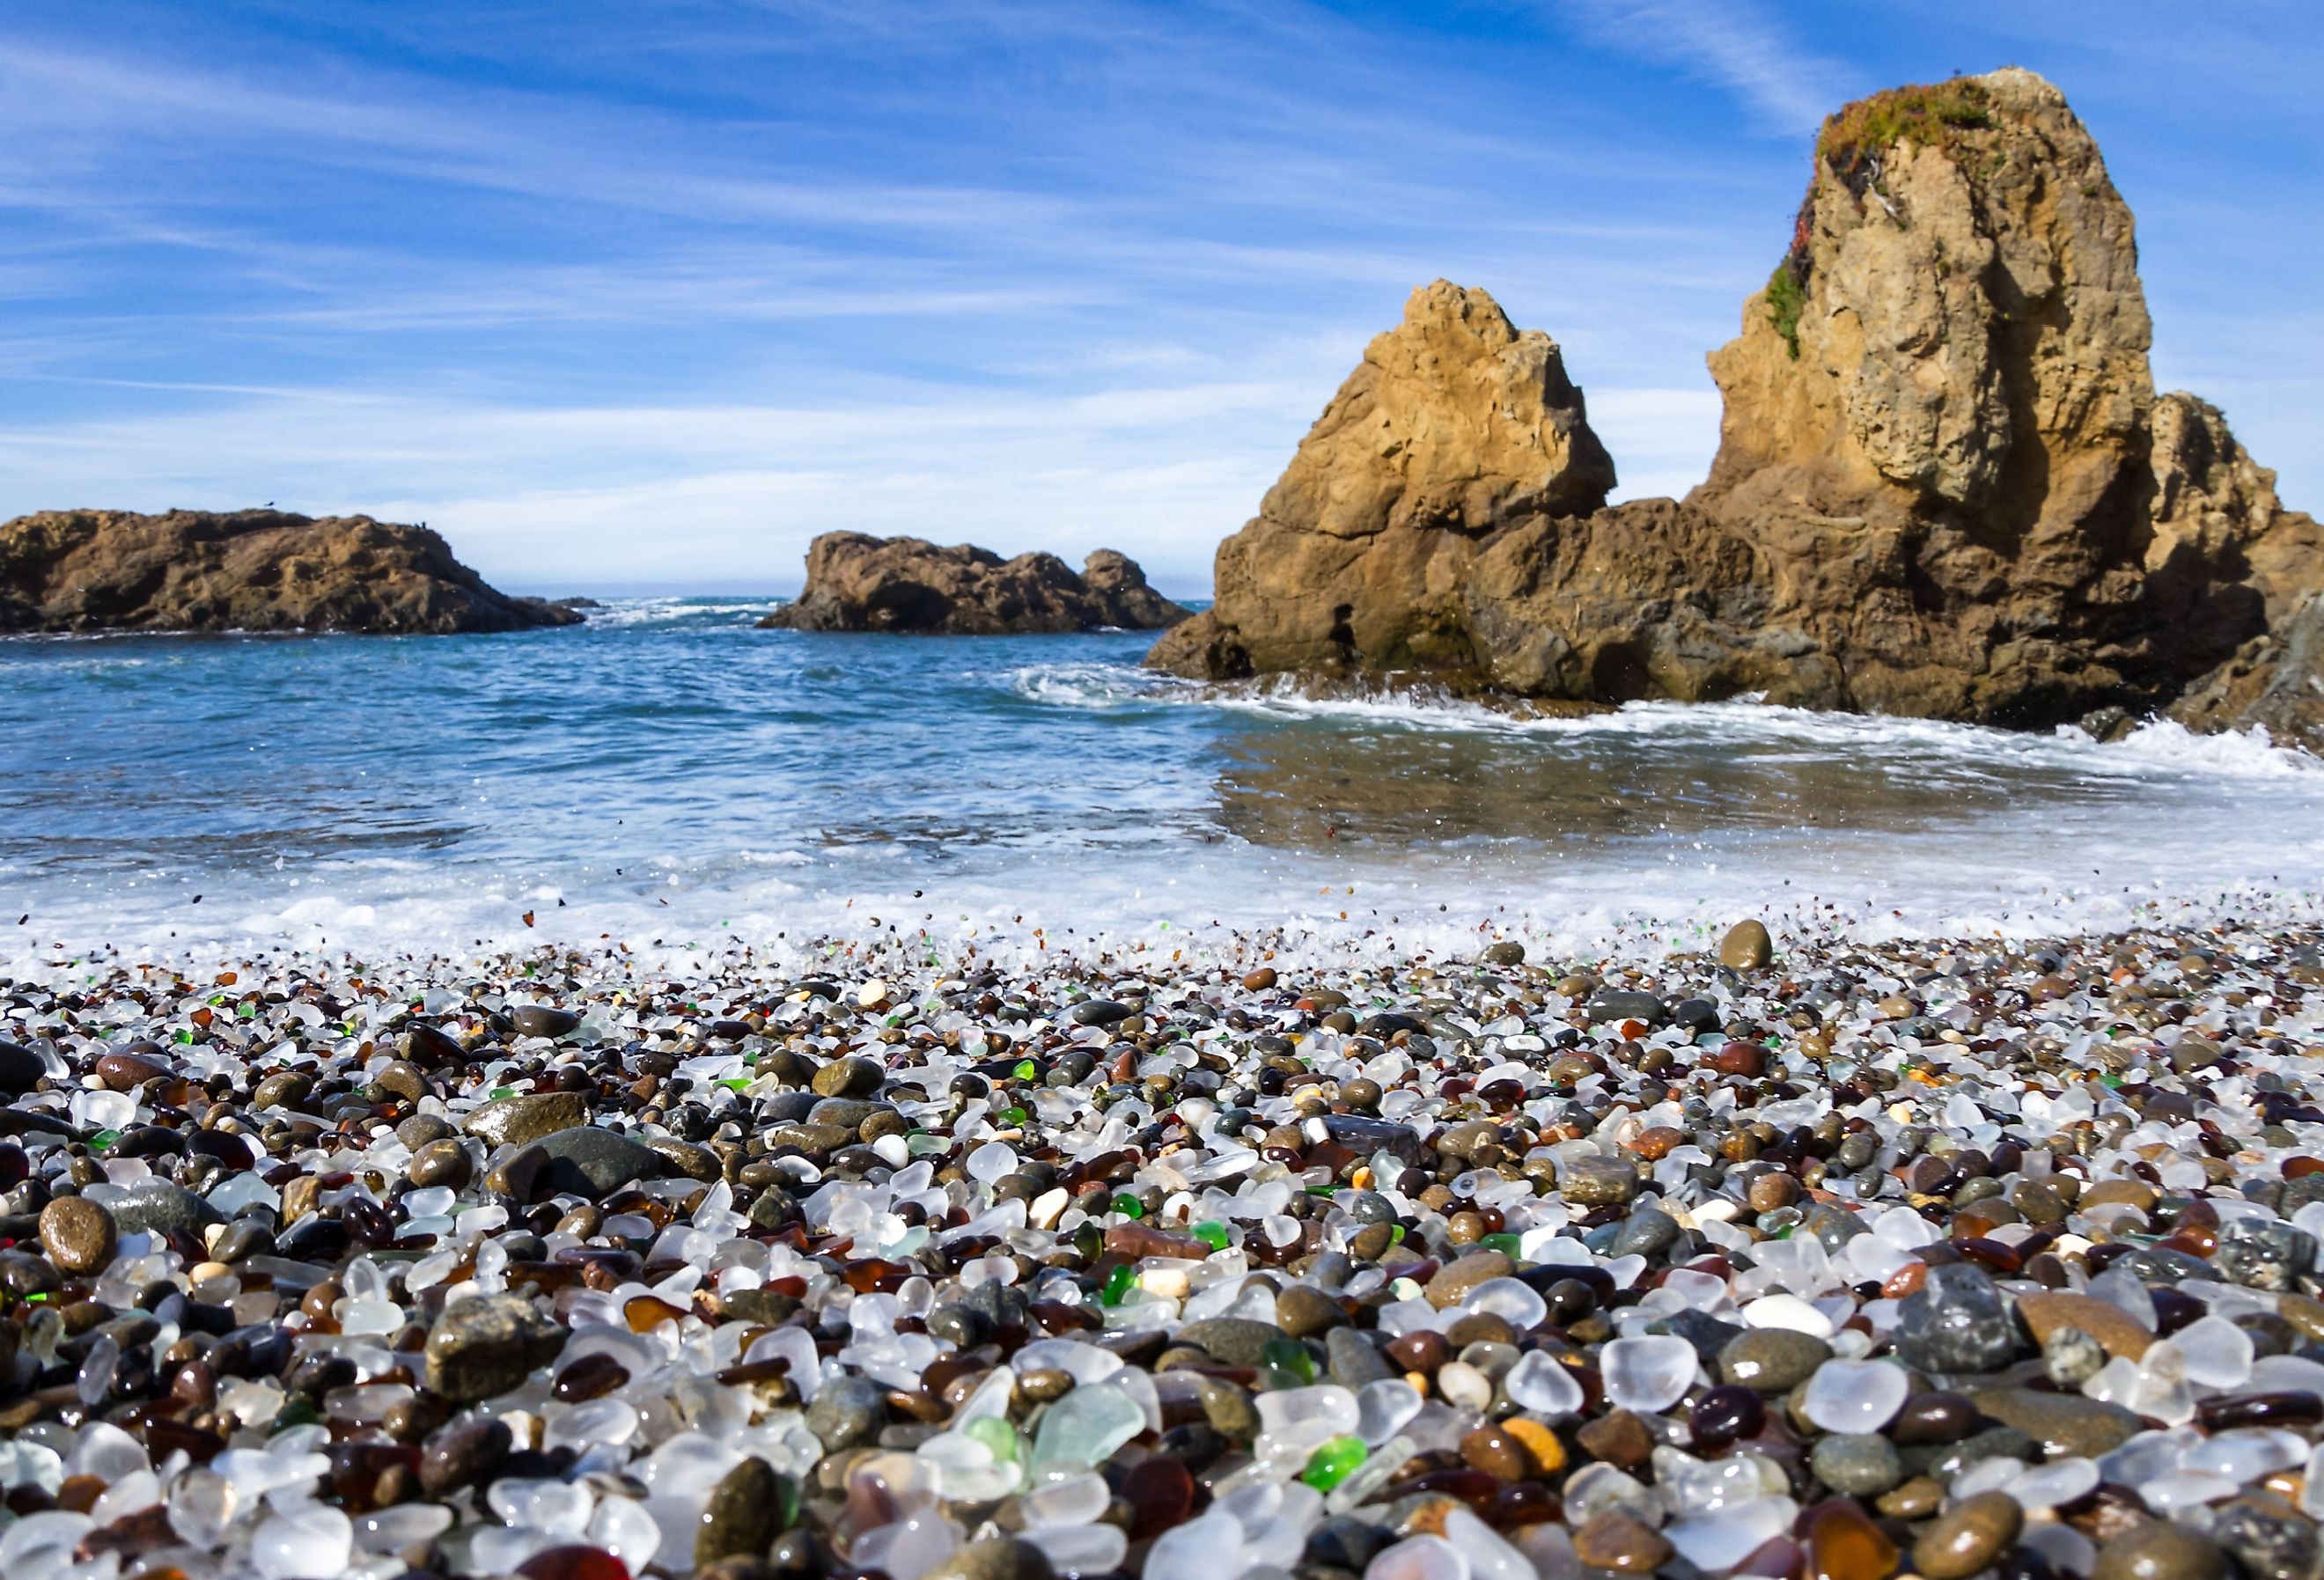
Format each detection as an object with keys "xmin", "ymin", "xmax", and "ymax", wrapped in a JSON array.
[{"xmin": 1548, "ymin": 0, "xmax": 1855, "ymax": 130}]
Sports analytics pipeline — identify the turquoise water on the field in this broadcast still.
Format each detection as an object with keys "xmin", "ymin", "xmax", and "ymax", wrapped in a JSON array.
[{"xmin": 4, "ymin": 596, "xmax": 2324, "ymax": 964}]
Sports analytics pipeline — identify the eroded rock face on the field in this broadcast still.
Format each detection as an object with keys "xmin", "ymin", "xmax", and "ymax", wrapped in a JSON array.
[
  {"xmin": 0, "ymin": 509, "xmax": 578, "ymax": 635},
  {"xmin": 1151, "ymin": 70, "xmax": 2322, "ymax": 737},
  {"xmin": 759, "ymin": 533, "xmax": 1187, "ymax": 634},
  {"xmin": 1147, "ymin": 280, "xmax": 1614, "ymax": 680}
]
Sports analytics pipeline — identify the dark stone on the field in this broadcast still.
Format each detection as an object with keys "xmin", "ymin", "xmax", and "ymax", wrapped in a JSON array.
[
  {"xmin": 698, "ymin": 1457, "xmax": 791, "ymax": 1567},
  {"xmin": 803, "ymin": 1375, "xmax": 887, "ymax": 1450},
  {"xmin": 1894, "ymin": 1262, "xmax": 2014, "ymax": 1374},
  {"xmin": 1584, "ymin": 990, "xmax": 1666, "ymax": 1027},
  {"xmin": 509, "ymin": 1005, "xmax": 581, "ymax": 1040},
  {"xmin": 423, "ymin": 1293, "xmax": 567, "ymax": 1401},
  {"xmin": 2213, "ymin": 1218, "xmax": 2318, "ymax": 1292}
]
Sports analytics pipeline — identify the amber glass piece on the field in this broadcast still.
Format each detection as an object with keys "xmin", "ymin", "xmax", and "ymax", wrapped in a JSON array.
[
  {"xmin": 622, "ymin": 1296, "xmax": 687, "ymax": 1333},
  {"xmin": 1806, "ymin": 1498, "xmax": 1898, "ymax": 1580}
]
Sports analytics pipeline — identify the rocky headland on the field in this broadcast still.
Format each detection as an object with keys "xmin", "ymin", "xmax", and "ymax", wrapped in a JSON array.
[
  {"xmin": 1151, "ymin": 70, "xmax": 2323, "ymax": 749},
  {"xmin": 760, "ymin": 533, "xmax": 1188, "ymax": 634},
  {"xmin": 0, "ymin": 509, "xmax": 579, "ymax": 636}
]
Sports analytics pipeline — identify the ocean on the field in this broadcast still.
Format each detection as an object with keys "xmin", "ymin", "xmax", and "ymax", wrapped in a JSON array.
[{"xmin": 5, "ymin": 596, "xmax": 2323, "ymax": 969}]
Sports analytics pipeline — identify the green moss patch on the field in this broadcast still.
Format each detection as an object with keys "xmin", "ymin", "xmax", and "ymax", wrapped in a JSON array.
[
  {"xmin": 1818, "ymin": 77, "xmax": 1993, "ymax": 191},
  {"xmin": 1763, "ymin": 261, "xmax": 1806, "ymax": 360}
]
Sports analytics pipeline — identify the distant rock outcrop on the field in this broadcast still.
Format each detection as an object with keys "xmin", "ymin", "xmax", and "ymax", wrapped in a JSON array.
[
  {"xmin": 1151, "ymin": 69, "xmax": 2324, "ymax": 739},
  {"xmin": 0, "ymin": 509, "xmax": 579, "ymax": 636},
  {"xmin": 759, "ymin": 533, "xmax": 1188, "ymax": 634}
]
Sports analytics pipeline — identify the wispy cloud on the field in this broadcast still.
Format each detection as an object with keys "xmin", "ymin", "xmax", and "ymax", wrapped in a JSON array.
[
  {"xmin": 0, "ymin": 0, "xmax": 2315, "ymax": 584},
  {"xmin": 1548, "ymin": 0, "xmax": 1856, "ymax": 130}
]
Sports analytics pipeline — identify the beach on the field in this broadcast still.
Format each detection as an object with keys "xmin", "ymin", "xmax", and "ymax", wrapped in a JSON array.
[{"xmin": 4, "ymin": 908, "xmax": 2324, "ymax": 1580}]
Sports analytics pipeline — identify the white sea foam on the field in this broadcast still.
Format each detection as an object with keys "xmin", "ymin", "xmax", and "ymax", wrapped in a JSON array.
[{"xmin": 6, "ymin": 614, "xmax": 2321, "ymax": 974}]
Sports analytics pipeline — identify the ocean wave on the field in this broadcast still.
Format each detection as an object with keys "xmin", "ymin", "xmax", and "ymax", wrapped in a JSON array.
[
  {"xmin": 573, "ymin": 597, "xmax": 786, "ymax": 629},
  {"xmin": 1011, "ymin": 665, "xmax": 2324, "ymax": 785}
]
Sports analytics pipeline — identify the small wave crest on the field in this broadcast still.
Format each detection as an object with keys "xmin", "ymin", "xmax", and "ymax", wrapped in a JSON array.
[{"xmin": 577, "ymin": 597, "xmax": 784, "ymax": 630}]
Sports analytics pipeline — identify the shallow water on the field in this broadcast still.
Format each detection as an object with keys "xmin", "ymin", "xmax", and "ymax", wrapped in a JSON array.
[{"xmin": 4, "ymin": 596, "xmax": 2322, "ymax": 965}]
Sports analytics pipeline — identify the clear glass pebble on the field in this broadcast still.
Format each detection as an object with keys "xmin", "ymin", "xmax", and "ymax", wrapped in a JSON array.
[
  {"xmin": 1363, "ymin": 1533, "xmax": 1470, "ymax": 1580},
  {"xmin": 1799, "ymin": 1358, "xmax": 1908, "ymax": 1434},
  {"xmin": 1599, "ymin": 1334, "xmax": 1697, "ymax": 1414}
]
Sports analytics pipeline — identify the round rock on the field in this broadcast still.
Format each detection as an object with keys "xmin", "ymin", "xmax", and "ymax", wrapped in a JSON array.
[{"xmin": 38, "ymin": 1195, "xmax": 116, "ymax": 1275}]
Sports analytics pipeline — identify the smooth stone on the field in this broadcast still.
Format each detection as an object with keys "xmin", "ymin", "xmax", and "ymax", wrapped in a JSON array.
[
  {"xmin": 650, "ymin": 1137, "xmax": 724, "ymax": 1181},
  {"xmin": 2092, "ymin": 1525, "xmax": 2229, "ymax": 1580},
  {"xmin": 1797, "ymin": 1202, "xmax": 1868, "ymax": 1252},
  {"xmin": 806, "ymin": 1097, "xmax": 886, "ymax": 1130},
  {"xmin": 1277, "ymin": 1284, "xmax": 1348, "ymax": 1339},
  {"xmin": 1719, "ymin": 1328, "xmax": 1832, "ymax": 1392},
  {"xmin": 1196, "ymin": 1378, "xmax": 1260, "ymax": 1440},
  {"xmin": 811, "ymin": 1057, "xmax": 885, "ymax": 1099},
  {"xmin": 508, "ymin": 1004, "xmax": 580, "ymax": 1039},
  {"xmin": 1571, "ymin": 1510, "xmax": 1673, "ymax": 1572},
  {"xmin": 1718, "ymin": 920, "xmax": 1774, "ymax": 969},
  {"xmin": 96, "ymin": 1050, "xmax": 171, "ymax": 1090},
  {"xmin": 2107, "ymin": 1245, "xmax": 2222, "ymax": 1284},
  {"xmin": 407, "ymin": 1138, "xmax": 474, "ymax": 1191},
  {"xmin": 1066, "ymin": 999, "xmax": 1133, "ymax": 1026},
  {"xmin": 2080, "ymin": 1179, "xmax": 2159, "ymax": 1212},
  {"xmin": 1811, "ymin": 1433, "xmax": 1902, "ymax": 1497},
  {"xmin": 37, "ymin": 1194, "xmax": 117, "ymax": 1276},
  {"xmin": 401, "ymin": 1022, "xmax": 467, "ymax": 1067},
  {"xmin": 766, "ymin": 1123, "xmax": 853, "ymax": 1153},
  {"xmin": 1560, "ymin": 1155, "xmax": 1639, "ymax": 1208},
  {"xmin": 2213, "ymin": 1218, "xmax": 2318, "ymax": 1291},
  {"xmin": 397, "ymin": 1113, "xmax": 458, "ymax": 1149},
  {"xmin": 524, "ymin": 1126, "xmax": 670, "ymax": 1197},
  {"xmin": 419, "ymin": 1415, "xmax": 511, "ymax": 1495},
  {"xmin": 1968, "ymin": 1388, "xmax": 2144, "ymax": 1459},
  {"xmin": 922, "ymin": 1538, "xmax": 1056, "ymax": 1580},
  {"xmin": 804, "ymin": 1375, "xmax": 887, "ymax": 1450},
  {"xmin": 1901, "ymin": 1425, "xmax": 2037, "ymax": 1485},
  {"xmin": 2202, "ymin": 1496, "xmax": 2320, "ymax": 1580},
  {"xmin": 1894, "ymin": 1262, "xmax": 2013, "ymax": 1374},
  {"xmin": 697, "ymin": 1457, "xmax": 788, "ymax": 1566},
  {"xmin": 251, "ymin": 1073, "xmax": 313, "ymax": 1110},
  {"xmin": 423, "ymin": 1292, "xmax": 568, "ymax": 1402},
  {"xmin": 370, "ymin": 1059, "xmax": 430, "ymax": 1103},
  {"xmin": 462, "ymin": 1091, "xmax": 587, "ymax": 1148},
  {"xmin": 1583, "ymin": 990, "xmax": 1666, "ymax": 1027},
  {"xmin": 1321, "ymin": 1114, "xmax": 1422, "ymax": 1164},
  {"xmin": 0, "ymin": 1041, "xmax": 42, "ymax": 1095},
  {"xmin": 2017, "ymin": 1291, "xmax": 2155, "ymax": 1360},
  {"xmin": 1423, "ymin": 1251, "xmax": 1515, "ymax": 1311},
  {"xmin": 1178, "ymin": 1318, "xmax": 1292, "ymax": 1367},
  {"xmin": 83, "ymin": 1177, "xmax": 223, "ymax": 1237},
  {"xmin": 1608, "ymin": 1207, "xmax": 1681, "ymax": 1259},
  {"xmin": 1326, "ymin": 1327, "xmax": 1396, "ymax": 1387}
]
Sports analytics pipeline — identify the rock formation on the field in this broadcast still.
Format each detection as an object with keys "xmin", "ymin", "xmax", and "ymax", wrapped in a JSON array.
[
  {"xmin": 1151, "ymin": 69, "xmax": 2323, "ymax": 739},
  {"xmin": 760, "ymin": 533, "xmax": 1188, "ymax": 634},
  {"xmin": 0, "ymin": 509, "xmax": 579, "ymax": 635}
]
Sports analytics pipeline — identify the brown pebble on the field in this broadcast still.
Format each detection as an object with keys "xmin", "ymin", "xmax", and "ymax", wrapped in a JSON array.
[
  {"xmin": 38, "ymin": 1196, "xmax": 116, "ymax": 1276},
  {"xmin": 1575, "ymin": 1408, "xmax": 1655, "ymax": 1472},
  {"xmin": 1915, "ymin": 1490, "xmax": 2024, "ymax": 1580},
  {"xmin": 1571, "ymin": 1510, "xmax": 1673, "ymax": 1573}
]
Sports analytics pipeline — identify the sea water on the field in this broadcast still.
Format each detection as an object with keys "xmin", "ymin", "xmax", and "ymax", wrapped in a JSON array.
[{"xmin": 4, "ymin": 597, "xmax": 2322, "ymax": 967}]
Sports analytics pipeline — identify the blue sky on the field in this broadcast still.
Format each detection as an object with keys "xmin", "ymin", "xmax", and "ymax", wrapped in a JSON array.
[{"xmin": 2, "ymin": 2, "xmax": 2317, "ymax": 595}]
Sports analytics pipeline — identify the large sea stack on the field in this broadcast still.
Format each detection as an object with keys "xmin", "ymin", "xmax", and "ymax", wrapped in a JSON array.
[
  {"xmin": 1151, "ymin": 69, "xmax": 2323, "ymax": 746},
  {"xmin": 760, "ymin": 532, "xmax": 1188, "ymax": 634},
  {"xmin": 0, "ymin": 509, "xmax": 579, "ymax": 635}
]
